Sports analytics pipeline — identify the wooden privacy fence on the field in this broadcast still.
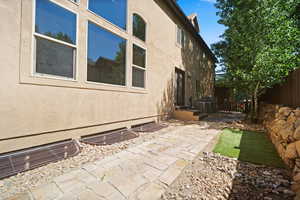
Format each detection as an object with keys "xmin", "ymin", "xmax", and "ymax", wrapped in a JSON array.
[{"xmin": 260, "ymin": 68, "xmax": 300, "ymax": 107}]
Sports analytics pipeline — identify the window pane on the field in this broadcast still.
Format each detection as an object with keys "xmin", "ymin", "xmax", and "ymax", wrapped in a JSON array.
[
  {"xmin": 177, "ymin": 26, "xmax": 181, "ymax": 45},
  {"xmin": 133, "ymin": 14, "xmax": 146, "ymax": 41},
  {"xmin": 133, "ymin": 44, "xmax": 146, "ymax": 68},
  {"xmin": 132, "ymin": 67, "xmax": 145, "ymax": 88},
  {"xmin": 35, "ymin": 37, "xmax": 75, "ymax": 78},
  {"xmin": 87, "ymin": 22, "xmax": 126, "ymax": 86},
  {"xmin": 181, "ymin": 30, "xmax": 185, "ymax": 47},
  {"xmin": 35, "ymin": 0, "xmax": 77, "ymax": 44},
  {"xmin": 88, "ymin": 0, "xmax": 127, "ymax": 30}
]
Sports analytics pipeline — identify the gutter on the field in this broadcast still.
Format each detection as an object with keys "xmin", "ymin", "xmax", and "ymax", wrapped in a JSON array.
[{"xmin": 164, "ymin": 0, "xmax": 218, "ymax": 63}]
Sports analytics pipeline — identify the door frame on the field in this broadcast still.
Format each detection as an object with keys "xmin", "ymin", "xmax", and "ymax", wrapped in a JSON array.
[{"xmin": 175, "ymin": 68, "xmax": 185, "ymax": 106}]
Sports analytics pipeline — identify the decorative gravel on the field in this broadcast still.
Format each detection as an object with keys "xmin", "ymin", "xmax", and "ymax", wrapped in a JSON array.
[
  {"xmin": 0, "ymin": 123, "xmax": 177, "ymax": 197},
  {"xmin": 161, "ymin": 152, "xmax": 294, "ymax": 200}
]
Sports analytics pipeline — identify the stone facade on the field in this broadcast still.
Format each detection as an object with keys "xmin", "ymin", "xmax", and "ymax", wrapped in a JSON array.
[{"xmin": 259, "ymin": 103, "xmax": 300, "ymax": 197}]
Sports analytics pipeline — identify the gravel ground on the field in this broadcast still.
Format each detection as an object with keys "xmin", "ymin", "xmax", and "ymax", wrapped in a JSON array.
[
  {"xmin": 161, "ymin": 152, "xmax": 294, "ymax": 200},
  {"xmin": 0, "ymin": 113, "xmax": 284, "ymax": 199},
  {"xmin": 0, "ymin": 122, "xmax": 180, "ymax": 197}
]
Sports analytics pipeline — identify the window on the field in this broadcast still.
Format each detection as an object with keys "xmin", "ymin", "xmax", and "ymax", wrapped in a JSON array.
[
  {"xmin": 34, "ymin": 0, "xmax": 77, "ymax": 78},
  {"xmin": 88, "ymin": 0, "xmax": 127, "ymax": 30},
  {"xmin": 87, "ymin": 22, "xmax": 126, "ymax": 86},
  {"xmin": 176, "ymin": 25, "xmax": 185, "ymax": 47},
  {"xmin": 132, "ymin": 44, "xmax": 146, "ymax": 88},
  {"xmin": 133, "ymin": 14, "xmax": 146, "ymax": 41}
]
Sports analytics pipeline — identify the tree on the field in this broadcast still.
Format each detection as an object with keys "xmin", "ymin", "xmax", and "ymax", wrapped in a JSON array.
[{"xmin": 212, "ymin": 0, "xmax": 300, "ymax": 121}]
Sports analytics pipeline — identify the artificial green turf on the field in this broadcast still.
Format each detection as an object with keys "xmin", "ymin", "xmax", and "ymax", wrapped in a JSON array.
[{"xmin": 213, "ymin": 128, "xmax": 285, "ymax": 168}]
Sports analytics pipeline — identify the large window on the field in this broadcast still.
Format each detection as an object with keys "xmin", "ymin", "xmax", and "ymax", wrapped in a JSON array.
[
  {"xmin": 132, "ymin": 44, "xmax": 146, "ymax": 88},
  {"xmin": 133, "ymin": 14, "xmax": 146, "ymax": 41},
  {"xmin": 88, "ymin": 0, "xmax": 127, "ymax": 30},
  {"xmin": 87, "ymin": 22, "xmax": 126, "ymax": 86},
  {"xmin": 34, "ymin": 0, "xmax": 77, "ymax": 78}
]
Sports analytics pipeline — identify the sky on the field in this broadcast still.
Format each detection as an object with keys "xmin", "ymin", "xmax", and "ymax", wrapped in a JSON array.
[{"xmin": 177, "ymin": 0, "xmax": 225, "ymax": 48}]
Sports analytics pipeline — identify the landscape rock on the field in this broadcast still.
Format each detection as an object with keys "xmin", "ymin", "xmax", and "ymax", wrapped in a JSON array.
[
  {"xmin": 294, "ymin": 126, "xmax": 300, "ymax": 140},
  {"xmin": 287, "ymin": 112, "xmax": 297, "ymax": 124},
  {"xmin": 260, "ymin": 103, "xmax": 300, "ymax": 198},
  {"xmin": 293, "ymin": 173, "xmax": 300, "ymax": 182},
  {"xmin": 278, "ymin": 123, "xmax": 295, "ymax": 140},
  {"xmin": 295, "ymin": 142, "xmax": 300, "ymax": 156},
  {"xmin": 161, "ymin": 152, "xmax": 293, "ymax": 200},
  {"xmin": 285, "ymin": 143, "xmax": 297, "ymax": 159},
  {"xmin": 278, "ymin": 107, "xmax": 293, "ymax": 118}
]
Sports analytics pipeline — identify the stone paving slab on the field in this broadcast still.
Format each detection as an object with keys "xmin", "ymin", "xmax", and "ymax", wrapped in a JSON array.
[{"xmin": 3, "ymin": 125, "xmax": 219, "ymax": 200}]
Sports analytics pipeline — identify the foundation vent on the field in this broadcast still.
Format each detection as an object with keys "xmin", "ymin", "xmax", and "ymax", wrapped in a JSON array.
[
  {"xmin": 0, "ymin": 140, "xmax": 80, "ymax": 179},
  {"xmin": 81, "ymin": 128, "xmax": 139, "ymax": 146},
  {"xmin": 131, "ymin": 122, "xmax": 168, "ymax": 132}
]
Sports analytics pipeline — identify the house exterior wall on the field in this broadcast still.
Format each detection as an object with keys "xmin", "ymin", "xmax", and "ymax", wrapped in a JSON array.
[{"xmin": 0, "ymin": 0, "xmax": 215, "ymax": 153}]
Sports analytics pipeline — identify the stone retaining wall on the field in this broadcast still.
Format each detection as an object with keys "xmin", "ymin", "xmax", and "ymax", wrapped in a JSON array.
[{"xmin": 259, "ymin": 103, "xmax": 300, "ymax": 196}]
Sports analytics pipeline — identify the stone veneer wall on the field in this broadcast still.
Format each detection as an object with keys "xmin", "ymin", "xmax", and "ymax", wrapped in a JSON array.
[{"xmin": 259, "ymin": 103, "xmax": 300, "ymax": 195}]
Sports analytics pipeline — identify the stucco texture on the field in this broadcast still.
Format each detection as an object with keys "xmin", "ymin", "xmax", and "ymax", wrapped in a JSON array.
[{"xmin": 0, "ymin": 0, "xmax": 215, "ymax": 153}]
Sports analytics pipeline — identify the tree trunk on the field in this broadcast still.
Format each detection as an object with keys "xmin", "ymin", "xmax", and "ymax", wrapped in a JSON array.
[{"xmin": 252, "ymin": 82, "xmax": 260, "ymax": 123}]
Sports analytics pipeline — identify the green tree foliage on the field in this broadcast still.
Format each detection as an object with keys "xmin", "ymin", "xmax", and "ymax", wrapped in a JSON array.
[{"xmin": 212, "ymin": 0, "xmax": 300, "ymax": 119}]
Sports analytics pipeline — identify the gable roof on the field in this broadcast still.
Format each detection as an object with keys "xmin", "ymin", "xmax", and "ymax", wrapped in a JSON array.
[
  {"xmin": 164, "ymin": 0, "xmax": 217, "ymax": 62},
  {"xmin": 187, "ymin": 13, "xmax": 200, "ymax": 33}
]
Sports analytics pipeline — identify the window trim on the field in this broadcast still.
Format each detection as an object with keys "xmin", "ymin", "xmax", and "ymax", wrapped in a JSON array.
[
  {"xmin": 86, "ymin": 0, "xmax": 128, "ymax": 32},
  {"xmin": 131, "ymin": 43, "xmax": 147, "ymax": 89},
  {"xmin": 67, "ymin": 0, "xmax": 80, "ymax": 6},
  {"xmin": 176, "ymin": 25, "xmax": 185, "ymax": 48},
  {"xmin": 85, "ymin": 20, "xmax": 128, "ymax": 88},
  {"xmin": 32, "ymin": 0, "xmax": 79, "ymax": 81},
  {"xmin": 132, "ymin": 13, "xmax": 147, "ymax": 43}
]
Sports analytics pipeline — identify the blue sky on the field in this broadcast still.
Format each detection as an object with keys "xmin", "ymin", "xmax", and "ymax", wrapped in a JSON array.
[{"xmin": 177, "ymin": 0, "xmax": 225, "ymax": 48}]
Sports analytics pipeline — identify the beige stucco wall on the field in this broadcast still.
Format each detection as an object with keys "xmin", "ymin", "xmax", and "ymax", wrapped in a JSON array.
[{"xmin": 0, "ymin": 0, "xmax": 215, "ymax": 153}]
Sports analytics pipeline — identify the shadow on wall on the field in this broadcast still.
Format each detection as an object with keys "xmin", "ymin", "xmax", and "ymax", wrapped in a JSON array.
[
  {"xmin": 181, "ymin": 30, "xmax": 215, "ymax": 104},
  {"xmin": 156, "ymin": 77, "xmax": 175, "ymax": 120}
]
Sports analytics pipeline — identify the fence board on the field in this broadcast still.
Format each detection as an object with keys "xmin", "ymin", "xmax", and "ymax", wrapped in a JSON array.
[{"xmin": 261, "ymin": 68, "xmax": 300, "ymax": 107}]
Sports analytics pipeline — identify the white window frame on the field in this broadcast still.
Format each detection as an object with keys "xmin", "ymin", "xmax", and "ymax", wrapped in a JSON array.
[
  {"xmin": 176, "ymin": 25, "xmax": 185, "ymax": 48},
  {"xmin": 132, "ymin": 44, "xmax": 147, "ymax": 89},
  {"xmin": 86, "ymin": 0, "xmax": 128, "ymax": 32},
  {"xmin": 32, "ymin": 0, "xmax": 78, "ymax": 81},
  {"xmin": 132, "ymin": 13, "xmax": 147, "ymax": 43},
  {"xmin": 86, "ymin": 20, "xmax": 128, "ymax": 88},
  {"xmin": 68, "ymin": 0, "xmax": 79, "ymax": 5}
]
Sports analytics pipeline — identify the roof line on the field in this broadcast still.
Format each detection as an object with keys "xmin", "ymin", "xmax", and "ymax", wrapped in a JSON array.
[{"xmin": 164, "ymin": 0, "xmax": 217, "ymax": 62}]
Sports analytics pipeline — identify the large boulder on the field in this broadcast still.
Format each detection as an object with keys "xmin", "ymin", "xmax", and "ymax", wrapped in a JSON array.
[
  {"xmin": 287, "ymin": 112, "xmax": 297, "ymax": 124},
  {"xmin": 279, "ymin": 107, "xmax": 293, "ymax": 117},
  {"xmin": 295, "ymin": 141, "xmax": 300, "ymax": 156},
  {"xmin": 295, "ymin": 119, "xmax": 300, "ymax": 130},
  {"xmin": 294, "ymin": 126, "xmax": 300, "ymax": 140},
  {"xmin": 294, "ymin": 173, "xmax": 300, "ymax": 182},
  {"xmin": 278, "ymin": 122, "xmax": 295, "ymax": 140},
  {"xmin": 270, "ymin": 119, "xmax": 287, "ymax": 134},
  {"xmin": 295, "ymin": 110, "xmax": 300, "ymax": 118},
  {"xmin": 286, "ymin": 142, "xmax": 298, "ymax": 159}
]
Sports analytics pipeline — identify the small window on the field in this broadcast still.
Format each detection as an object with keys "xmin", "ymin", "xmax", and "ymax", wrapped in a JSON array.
[
  {"xmin": 132, "ymin": 44, "xmax": 146, "ymax": 88},
  {"xmin": 88, "ymin": 0, "xmax": 127, "ymax": 30},
  {"xmin": 177, "ymin": 26, "xmax": 182, "ymax": 45},
  {"xmin": 34, "ymin": 0, "xmax": 77, "ymax": 78},
  {"xmin": 176, "ymin": 25, "xmax": 185, "ymax": 47},
  {"xmin": 87, "ymin": 22, "xmax": 126, "ymax": 86},
  {"xmin": 133, "ymin": 14, "xmax": 146, "ymax": 41}
]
